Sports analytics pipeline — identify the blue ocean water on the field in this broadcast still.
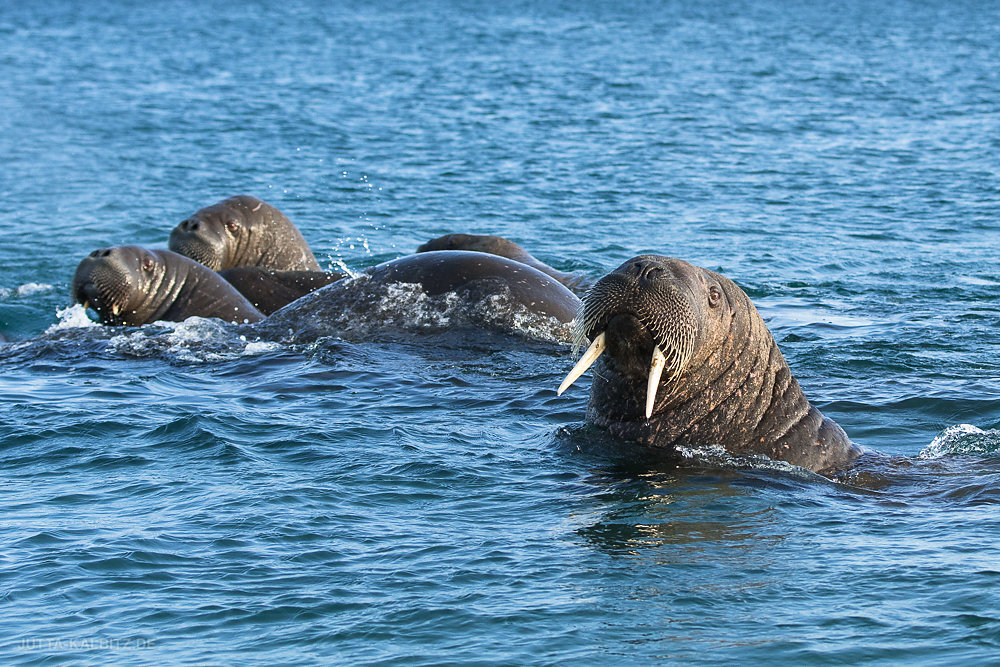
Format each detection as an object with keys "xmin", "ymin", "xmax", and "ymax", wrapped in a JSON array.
[{"xmin": 2, "ymin": 0, "xmax": 1000, "ymax": 663}]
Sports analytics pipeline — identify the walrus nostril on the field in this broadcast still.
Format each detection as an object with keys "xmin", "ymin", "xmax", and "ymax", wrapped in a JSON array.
[
  {"xmin": 181, "ymin": 219, "xmax": 199, "ymax": 232},
  {"xmin": 94, "ymin": 248, "xmax": 112, "ymax": 258},
  {"xmin": 640, "ymin": 265, "xmax": 663, "ymax": 282},
  {"xmin": 621, "ymin": 259, "xmax": 664, "ymax": 283}
]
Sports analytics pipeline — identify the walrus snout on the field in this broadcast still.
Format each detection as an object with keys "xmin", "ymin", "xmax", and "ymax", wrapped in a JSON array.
[
  {"xmin": 577, "ymin": 259, "xmax": 699, "ymax": 358},
  {"xmin": 616, "ymin": 256, "xmax": 666, "ymax": 284},
  {"xmin": 561, "ymin": 256, "xmax": 702, "ymax": 417},
  {"xmin": 72, "ymin": 248, "xmax": 139, "ymax": 324},
  {"xmin": 168, "ymin": 222, "xmax": 223, "ymax": 270}
]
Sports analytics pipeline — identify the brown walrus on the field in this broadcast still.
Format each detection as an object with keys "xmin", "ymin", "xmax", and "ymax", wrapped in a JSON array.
[
  {"xmin": 217, "ymin": 268, "xmax": 343, "ymax": 315},
  {"xmin": 416, "ymin": 233, "xmax": 591, "ymax": 294},
  {"xmin": 168, "ymin": 195, "xmax": 320, "ymax": 272},
  {"xmin": 558, "ymin": 255, "xmax": 860, "ymax": 474},
  {"xmin": 71, "ymin": 246, "xmax": 264, "ymax": 326}
]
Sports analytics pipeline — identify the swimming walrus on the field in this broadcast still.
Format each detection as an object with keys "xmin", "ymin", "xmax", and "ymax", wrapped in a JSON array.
[
  {"xmin": 557, "ymin": 255, "xmax": 861, "ymax": 474},
  {"xmin": 217, "ymin": 267, "xmax": 343, "ymax": 315},
  {"xmin": 72, "ymin": 246, "xmax": 264, "ymax": 326},
  {"xmin": 262, "ymin": 250, "xmax": 581, "ymax": 343},
  {"xmin": 168, "ymin": 195, "xmax": 320, "ymax": 272},
  {"xmin": 416, "ymin": 233, "xmax": 591, "ymax": 294}
]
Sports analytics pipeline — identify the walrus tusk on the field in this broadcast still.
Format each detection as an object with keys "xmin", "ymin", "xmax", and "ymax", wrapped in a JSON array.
[
  {"xmin": 557, "ymin": 332, "xmax": 606, "ymax": 395},
  {"xmin": 111, "ymin": 303, "xmax": 121, "ymax": 316},
  {"xmin": 646, "ymin": 345, "xmax": 666, "ymax": 419},
  {"xmin": 81, "ymin": 300, "xmax": 90, "ymax": 311}
]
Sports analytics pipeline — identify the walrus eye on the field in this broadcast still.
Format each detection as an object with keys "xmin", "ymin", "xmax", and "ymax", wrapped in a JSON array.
[
  {"xmin": 225, "ymin": 219, "xmax": 240, "ymax": 234},
  {"xmin": 708, "ymin": 286, "xmax": 722, "ymax": 307},
  {"xmin": 141, "ymin": 257, "xmax": 155, "ymax": 272}
]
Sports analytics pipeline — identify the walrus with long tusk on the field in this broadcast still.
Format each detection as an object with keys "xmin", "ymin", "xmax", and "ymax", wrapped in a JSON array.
[{"xmin": 558, "ymin": 255, "xmax": 861, "ymax": 474}]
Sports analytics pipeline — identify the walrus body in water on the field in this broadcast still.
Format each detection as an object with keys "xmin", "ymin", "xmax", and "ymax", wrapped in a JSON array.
[
  {"xmin": 71, "ymin": 246, "xmax": 264, "ymax": 326},
  {"xmin": 558, "ymin": 255, "xmax": 861, "ymax": 474},
  {"xmin": 217, "ymin": 267, "xmax": 342, "ymax": 315},
  {"xmin": 262, "ymin": 250, "xmax": 581, "ymax": 343},
  {"xmin": 416, "ymin": 233, "xmax": 591, "ymax": 294}
]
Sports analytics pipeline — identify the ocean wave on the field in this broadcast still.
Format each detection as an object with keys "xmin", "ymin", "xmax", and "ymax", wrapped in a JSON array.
[
  {"xmin": 1, "ymin": 282, "xmax": 55, "ymax": 300},
  {"xmin": 105, "ymin": 318, "xmax": 280, "ymax": 363},
  {"xmin": 22, "ymin": 308, "xmax": 279, "ymax": 364},
  {"xmin": 919, "ymin": 424, "xmax": 1000, "ymax": 458}
]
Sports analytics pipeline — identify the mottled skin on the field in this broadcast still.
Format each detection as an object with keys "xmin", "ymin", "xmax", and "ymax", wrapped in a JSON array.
[
  {"xmin": 367, "ymin": 251, "xmax": 580, "ymax": 322},
  {"xmin": 169, "ymin": 195, "xmax": 320, "ymax": 272},
  {"xmin": 417, "ymin": 233, "xmax": 592, "ymax": 294},
  {"xmin": 263, "ymin": 250, "xmax": 582, "ymax": 343},
  {"xmin": 218, "ymin": 268, "xmax": 343, "ymax": 315},
  {"xmin": 72, "ymin": 246, "xmax": 264, "ymax": 326},
  {"xmin": 578, "ymin": 255, "xmax": 860, "ymax": 474}
]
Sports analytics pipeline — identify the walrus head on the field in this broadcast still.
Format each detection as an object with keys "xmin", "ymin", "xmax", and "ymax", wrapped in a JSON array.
[
  {"xmin": 72, "ymin": 246, "xmax": 264, "ymax": 326},
  {"xmin": 557, "ymin": 255, "xmax": 861, "ymax": 473},
  {"xmin": 559, "ymin": 255, "xmax": 738, "ymax": 420},
  {"xmin": 168, "ymin": 195, "xmax": 320, "ymax": 272},
  {"xmin": 72, "ymin": 246, "xmax": 175, "ymax": 326}
]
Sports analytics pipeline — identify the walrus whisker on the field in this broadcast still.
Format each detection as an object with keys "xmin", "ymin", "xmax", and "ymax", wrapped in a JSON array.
[
  {"xmin": 558, "ymin": 331, "xmax": 605, "ymax": 395},
  {"xmin": 646, "ymin": 345, "xmax": 666, "ymax": 419}
]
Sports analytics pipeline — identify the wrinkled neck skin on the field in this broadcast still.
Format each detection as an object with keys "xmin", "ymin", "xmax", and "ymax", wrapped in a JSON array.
[
  {"xmin": 586, "ymin": 276, "xmax": 859, "ymax": 474},
  {"xmin": 124, "ymin": 257, "xmax": 189, "ymax": 325},
  {"xmin": 230, "ymin": 206, "xmax": 319, "ymax": 272},
  {"xmin": 130, "ymin": 254, "xmax": 262, "ymax": 325}
]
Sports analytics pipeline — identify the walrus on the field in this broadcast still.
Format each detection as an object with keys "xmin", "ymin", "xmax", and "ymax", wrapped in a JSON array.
[
  {"xmin": 416, "ymin": 233, "xmax": 592, "ymax": 294},
  {"xmin": 217, "ymin": 267, "xmax": 343, "ymax": 315},
  {"xmin": 262, "ymin": 250, "xmax": 581, "ymax": 342},
  {"xmin": 72, "ymin": 246, "xmax": 264, "ymax": 326},
  {"xmin": 557, "ymin": 255, "xmax": 861, "ymax": 474},
  {"xmin": 168, "ymin": 195, "xmax": 320, "ymax": 272}
]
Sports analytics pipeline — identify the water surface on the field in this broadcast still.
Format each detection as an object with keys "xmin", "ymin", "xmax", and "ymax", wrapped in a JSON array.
[{"xmin": 2, "ymin": 0, "xmax": 1000, "ymax": 663}]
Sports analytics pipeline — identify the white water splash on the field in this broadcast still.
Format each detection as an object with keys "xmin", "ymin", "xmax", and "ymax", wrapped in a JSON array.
[
  {"xmin": 675, "ymin": 443, "xmax": 817, "ymax": 476},
  {"xmin": 45, "ymin": 303, "xmax": 99, "ymax": 333},
  {"xmin": 105, "ymin": 317, "xmax": 280, "ymax": 362},
  {"xmin": 329, "ymin": 256, "xmax": 361, "ymax": 279},
  {"xmin": 1, "ymin": 282, "xmax": 55, "ymax": 299},
  {"xmin": 920, "ymin": 424, "xmax": 1000, "ymax": 458},
  {"xmin": 266, "ymin": 277, "xmax": 574, "ymax": 345}
]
